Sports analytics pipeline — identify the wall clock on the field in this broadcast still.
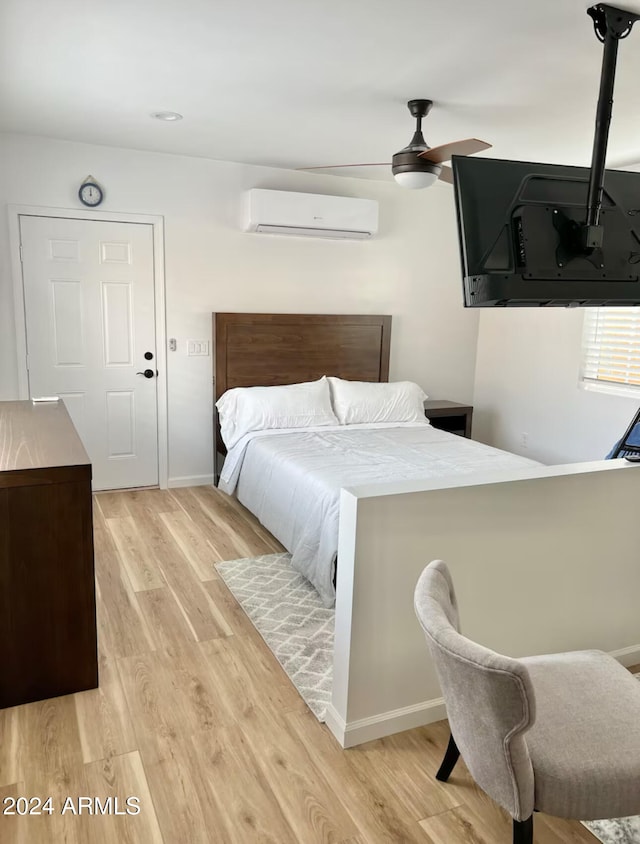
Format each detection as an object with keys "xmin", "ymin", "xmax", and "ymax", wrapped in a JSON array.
[{"xmin": 78, "ymin": 176, "xmax": 104, "ymax": 207}]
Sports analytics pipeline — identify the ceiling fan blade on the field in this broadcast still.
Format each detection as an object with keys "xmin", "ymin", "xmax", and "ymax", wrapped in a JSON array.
[
  {"xmin": 438, "ymin": 165, "xmax": 454, "ymax": 184},
  {"xmin": 297, "ymin": 163, "xmax": 391, "ymax": 170},
  {"xmin": 419, "ymin": 139, "xmax": 492, "ymax": 164}
]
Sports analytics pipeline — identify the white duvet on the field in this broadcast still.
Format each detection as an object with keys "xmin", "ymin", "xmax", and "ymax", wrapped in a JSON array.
[{"xmin": 218, "ymin": 422, "xmax": 540, "ymax": 607}]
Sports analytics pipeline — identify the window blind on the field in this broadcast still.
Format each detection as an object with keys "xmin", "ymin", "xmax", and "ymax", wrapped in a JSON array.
[{"xmin": 582, "ymin": 308, "xmax": 640, "ymax": 389}]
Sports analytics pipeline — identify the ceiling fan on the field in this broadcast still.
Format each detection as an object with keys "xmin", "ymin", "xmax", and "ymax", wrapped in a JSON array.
[{"xmin": 301, "ymin": 99, "xmax": 492, "ymax": 189}]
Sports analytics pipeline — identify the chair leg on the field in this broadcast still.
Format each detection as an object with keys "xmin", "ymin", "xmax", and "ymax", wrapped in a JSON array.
[
  {"xmin": 513, "ymin": 815, "xmax": 533, "ymax": 844},
  {"xmin": 435, "ymin": 732, "xmax": 460, "ymax": 782}
]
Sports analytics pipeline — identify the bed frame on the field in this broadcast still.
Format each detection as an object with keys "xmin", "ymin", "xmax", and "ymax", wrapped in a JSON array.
[{"xmin": 212, "ymin": 312, "xmax": 392, "ymax": 478}]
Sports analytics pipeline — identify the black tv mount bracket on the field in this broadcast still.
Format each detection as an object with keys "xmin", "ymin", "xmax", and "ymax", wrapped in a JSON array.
[{"xmin": 581, "ymin": 4, "xmax": 640, "ymax": 252}]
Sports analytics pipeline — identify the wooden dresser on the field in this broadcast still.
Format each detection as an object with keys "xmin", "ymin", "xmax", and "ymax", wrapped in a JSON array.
[{"xmin": 0, "ymin": 400, "xmax": 98, "ymax": 709}]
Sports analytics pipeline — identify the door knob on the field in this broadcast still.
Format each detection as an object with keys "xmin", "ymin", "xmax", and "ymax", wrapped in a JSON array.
[{"xmin": 136, "ymin": 369, "xmax": 155, "ymax": 379}]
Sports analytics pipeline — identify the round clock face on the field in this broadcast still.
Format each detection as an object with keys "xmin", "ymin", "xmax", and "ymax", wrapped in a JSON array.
[{"xmin": 79, "ymin": 182, "xmax": 103, "ymax": 207}]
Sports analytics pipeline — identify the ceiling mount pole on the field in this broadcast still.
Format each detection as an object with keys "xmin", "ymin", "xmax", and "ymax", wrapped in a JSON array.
[
  {"xmin": 406, "ymin": 99, "xmax": 432, "ymax": 149},
  {"xmin": 583, "ymin": 4, "xmax": 640, "ymax": 249}
]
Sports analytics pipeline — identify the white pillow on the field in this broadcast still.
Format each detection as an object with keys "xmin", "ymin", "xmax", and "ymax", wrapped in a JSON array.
[
  {"xmin": 216, "ymin": 376, "xmax": 338, "ymax": 448},
  {"xmin": 328, "ymin": 377, "xmax": 428, "ymax": 425}
]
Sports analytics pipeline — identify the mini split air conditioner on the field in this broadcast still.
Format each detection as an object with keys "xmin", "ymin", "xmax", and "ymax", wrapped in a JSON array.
[{"xmin": 242, "ymin": 189, "xmax": 378, "ymax": 240}]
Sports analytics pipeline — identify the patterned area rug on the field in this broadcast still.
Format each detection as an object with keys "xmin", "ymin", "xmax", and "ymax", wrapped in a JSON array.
[
  {"xmin": 585, "ymin": 816, "xmax": 640, "ymax": 843},
  {"xmin": 214, "ymin": 553, "xmax": 334, "ymax": 720}
]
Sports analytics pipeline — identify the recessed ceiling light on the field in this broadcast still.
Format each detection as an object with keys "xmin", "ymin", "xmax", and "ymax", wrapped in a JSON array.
[{"xmin": 151, "ymin": 111, "xmax": 183, "ymax": 121}]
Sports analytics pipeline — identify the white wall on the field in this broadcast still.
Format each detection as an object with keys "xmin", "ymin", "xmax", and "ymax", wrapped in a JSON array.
[
  {"xmin": 0, "ymin": 133, "xmax": 478, "ymax": 484},
  {"xmin": 328, "ymin": 460, "xmax": 640, "ymax": 746},
  {"xmin": 473, "ymin": 308, "xmax": 639, "ymax": 463}
]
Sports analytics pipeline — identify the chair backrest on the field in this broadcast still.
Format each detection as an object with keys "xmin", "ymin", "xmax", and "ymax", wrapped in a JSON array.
[{"xmin": 414, "ymin": 560, "xmax": 536, "ymax": 821}]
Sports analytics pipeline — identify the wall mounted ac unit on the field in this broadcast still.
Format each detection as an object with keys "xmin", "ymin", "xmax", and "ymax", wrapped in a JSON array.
[{"xmin": 243, "ymin": 189, "xmax": 378, "ymax": 240}]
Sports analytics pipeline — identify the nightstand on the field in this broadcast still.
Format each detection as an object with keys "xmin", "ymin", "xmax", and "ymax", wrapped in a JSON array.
[{"xmin": 424, "ymin": 400, "xmax": 473, "ymax": 438}]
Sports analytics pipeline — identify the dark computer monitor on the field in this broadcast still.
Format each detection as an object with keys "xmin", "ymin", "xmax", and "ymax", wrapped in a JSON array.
[{"xmin": 452, "ymin": 155, "xmax": 640, "ymax": 307}]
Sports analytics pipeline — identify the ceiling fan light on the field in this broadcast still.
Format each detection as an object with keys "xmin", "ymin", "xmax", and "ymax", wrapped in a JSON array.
[
  {"xmin": 393, "ymin": 170, "xmax": 439, "ymax": 190},
  {"xmin": 391, "ymin": 152, "xmax": 441, "ymax": 190}
]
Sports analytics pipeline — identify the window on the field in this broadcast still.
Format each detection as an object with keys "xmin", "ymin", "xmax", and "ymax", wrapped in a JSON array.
[{"xmin": 581, "ymin": 308, "xmax": 640, "ymax": 394}]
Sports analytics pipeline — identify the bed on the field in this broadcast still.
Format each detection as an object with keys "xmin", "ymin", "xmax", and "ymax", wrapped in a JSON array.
[{"xmin": 213, "ymin": 312, "xmax": 539, "ymax": 607}]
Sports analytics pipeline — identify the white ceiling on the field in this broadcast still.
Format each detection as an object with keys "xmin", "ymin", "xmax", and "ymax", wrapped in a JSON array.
[{"xmin": 2, "ymin": 0, "xmax": 640, "ymax": 181}]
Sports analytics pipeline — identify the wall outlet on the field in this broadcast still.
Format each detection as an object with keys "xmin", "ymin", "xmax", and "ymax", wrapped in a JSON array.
[
  {"xmin": 520, "ymin": 432, "xmax": 529, "ymax": 448},
  {"xmin": 187, "ymin": 340, "xmax": 210, "ymax": 356}
]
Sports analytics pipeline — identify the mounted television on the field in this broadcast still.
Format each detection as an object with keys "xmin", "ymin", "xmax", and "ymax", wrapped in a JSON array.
[{"xmin": 452, "ymin": 155, "xmax": 640, "ymax": 307}]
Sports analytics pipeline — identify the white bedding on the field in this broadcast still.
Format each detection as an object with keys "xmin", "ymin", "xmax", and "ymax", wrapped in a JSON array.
[{"xmin": 218, "ymin": 422, "xmax": 540, "ymax": 607}]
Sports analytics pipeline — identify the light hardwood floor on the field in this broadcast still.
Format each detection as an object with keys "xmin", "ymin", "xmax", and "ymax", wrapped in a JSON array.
[{"xmin": 0, "ymin": 486, "xmax": 606, "ymax": 843}]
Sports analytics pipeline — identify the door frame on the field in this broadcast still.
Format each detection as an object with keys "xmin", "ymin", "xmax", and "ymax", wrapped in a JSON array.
[{"xmin": 9, "ymin": 204, "xmax": 169, "ymax": 490}]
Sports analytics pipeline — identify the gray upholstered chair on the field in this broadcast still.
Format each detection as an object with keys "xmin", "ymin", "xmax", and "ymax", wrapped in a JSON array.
[{"xmin": 414, "ymin": 559, "xmax": 640, "ymax": 844}]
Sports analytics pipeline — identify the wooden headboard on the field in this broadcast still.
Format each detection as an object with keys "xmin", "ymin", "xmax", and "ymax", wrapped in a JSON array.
[{"xmin": 212, "ymin": 312, "xmax": 392, "ymax": 473}]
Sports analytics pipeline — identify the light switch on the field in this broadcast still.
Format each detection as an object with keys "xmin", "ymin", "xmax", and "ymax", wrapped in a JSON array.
[{"xmin": 187, "ymin": 340, "xmax": 210, "ymax": 356}]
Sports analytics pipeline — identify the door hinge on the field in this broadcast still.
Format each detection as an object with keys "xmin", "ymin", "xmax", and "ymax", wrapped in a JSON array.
[
  {"xmin": 19, "ymin": 244, "xmax": 23, "ymax": 263},
  {"xmin": 25, "ymin": 353, "xmax": 29, "ymax": 371}
]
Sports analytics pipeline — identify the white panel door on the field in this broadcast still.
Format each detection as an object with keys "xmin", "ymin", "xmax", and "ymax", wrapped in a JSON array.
[{"xmin": 20, "ymin": 215, "xmax": 159, "ymax": 490}]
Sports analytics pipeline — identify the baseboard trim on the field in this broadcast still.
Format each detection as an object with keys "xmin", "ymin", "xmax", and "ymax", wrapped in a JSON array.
[
  {"xmin": 167, "ymin": 474, "xmax": 214, "ymax": 488},
  {"xmin": 325, "ymin": 697, "xmax": 447, "ymax": 749},
  {"xmin": 611, "ymin": 644, "xmax": 640, "ymax": 667},
  {"xmin": 323, "ymin": 705, "xmax": 346, "ymax": 746},
  {"xmin": 325, "ymin": 643, "xmax": 640, "ymax": 749}
]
